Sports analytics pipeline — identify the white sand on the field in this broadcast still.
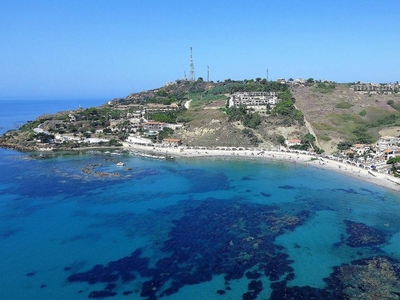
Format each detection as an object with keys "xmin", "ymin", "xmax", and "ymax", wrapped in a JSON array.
[{"xmin": 123, "ymin": 143, "xmax": 400, "ymax": 192}]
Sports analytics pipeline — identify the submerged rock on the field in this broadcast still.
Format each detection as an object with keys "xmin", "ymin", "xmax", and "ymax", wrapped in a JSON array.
[
  {"xmin": 344, "ymin": 220, "xmax": 386, "ymax": 247},
  {"xmin": 67, "ymin": 199, "xmax": 312, "ymax": 298}
]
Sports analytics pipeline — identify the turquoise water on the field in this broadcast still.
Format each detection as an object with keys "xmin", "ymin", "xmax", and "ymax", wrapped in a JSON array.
[
  {"xmin": 1, "ymin": 100, "xmax": 400, "ymax": 299},
  {"xmin": 0, "ymin": 150, "xmax": 400, "ymax": 299}
]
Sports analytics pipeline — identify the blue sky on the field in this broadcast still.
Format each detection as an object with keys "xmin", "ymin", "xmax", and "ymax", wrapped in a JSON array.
[{"xmin": 1, "ymin": 0, "xmax": 399, "ymax": 99}]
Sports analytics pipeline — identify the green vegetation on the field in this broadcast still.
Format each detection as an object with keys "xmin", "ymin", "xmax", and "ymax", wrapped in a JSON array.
[
  {"xmin": 319, "ymin": 134, "xmax": 331, "ymax": 141},
  {"xmin": 315, "ymin": 82, "xmax": 336, "ymax": 93},
  {"xmin": 311, "ymin": 122, "xmax": 334, "ymax": 131},
  {"xmin": 387, "ymin": 156, "xmax": 400, "ymax": 176},
  {"xmin": 289, "ymin": 133, "xmax": 323, "ymax": 153},
  {"xmin": 157, "ymin": 127, "xmax": 174, "ymax": 142},
  {"xmin": 147, "ymin": 97, "xmax": 177, "ymax": 105},
  {"xmin": 189, "ymin": 93, "xmax": 227, "ymax": 110},
  {"xmin": 241, "ymin": 128, "xmax": 261, "ymax": 146},
  {"xmin": 387, "ymin": 99, "xmax": 400, "ymax": 111},
  {"xmin": 227, "ymin": 106, "xmax": 261, "ymax": 129},
  {"xmin": 150, "ymin": 112, "xmax": 177, "ymax": 123},
  {"xmin": 271, "ymin": 92, "xmax": 304, "ymax": 125},
  {"xmin": 19, "ymin": 119, "xmax": 49, "ymax": 132},
  {"xmin": 371, "ymin": 114, "xmax": 400, "ymax": 127},
  {"xmin": 359, "ymin": 109, "xmax": 366, "ymax": 116},
  {"xmin": 337, "ymin": 141, "xmax": 353, "ymax": 151},
  {"xmin": 302, "ymin": 133, "xmax": 316, "ymax": 145},
  {"xmin": 335, "ymin": 127, "xmax": 374, "ymax": 149},
  {"xmin": 276, "ymin": 135, "xmax": 285, "ymax": 145},
  {"xmin": 219, "ymin": 80, "xmax": 288, "ymax": 94},
  {"xmin": 109, "ymin": 139, "xmax": 122, "ymax": 146},
  {"xmin": 387, "ymin": 156, "xmax": 400, "ymax": 165},
  {"xmin": 335, "ymin": 102, "xmax": 353, "ymax": 109},
  {"xmin": 77, "ymin": 107, "xmax": 122, "ymax": 125},
  {"xmin": 35, "ymin": 132, "xmax": 55, "ymax": 143}
]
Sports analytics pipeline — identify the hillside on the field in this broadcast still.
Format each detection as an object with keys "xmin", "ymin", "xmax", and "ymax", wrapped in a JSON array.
[
  {"xmin": 2, "ymin": 79, "xmax": 400, "ymax": 154},
  {"xmin": 291, "ymin": 83, "xmax": 400, "ymax": 153}
]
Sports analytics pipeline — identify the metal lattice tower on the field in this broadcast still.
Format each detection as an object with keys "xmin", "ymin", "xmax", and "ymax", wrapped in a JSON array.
[
  {"xmin": 207, "ymin": 65, "xmax": 209, "ymax": 82},
  {"xmin": 190, "ymin": 47, "xmax": 195, "ymax": 81}
]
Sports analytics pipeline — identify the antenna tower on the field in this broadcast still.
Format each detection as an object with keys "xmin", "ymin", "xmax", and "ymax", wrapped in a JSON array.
[
  {"xmin": 207, "ymin": 65, "xmax": 209, "ymax": 82},
  {"xmin": 266, "ymin": 69, "xmax": 269, "ymax": 82},
  {"xmin": 190, "ymin": 47, "xmax": 195, "ymax": 81}
]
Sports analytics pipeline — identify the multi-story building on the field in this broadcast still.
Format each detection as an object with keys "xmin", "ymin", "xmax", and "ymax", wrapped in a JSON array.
[
  {"xmin": 229, "ymin": 92, "xmax": 280, "ymax": 108},
  {"xmin": 352, "ymin": 83, "xmax": 399, "ymax": 92}
]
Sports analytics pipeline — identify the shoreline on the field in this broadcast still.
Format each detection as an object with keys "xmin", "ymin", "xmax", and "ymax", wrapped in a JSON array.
[{"xmin": 122, "ymin": 143, "xmax": 400, "ymax": 192}]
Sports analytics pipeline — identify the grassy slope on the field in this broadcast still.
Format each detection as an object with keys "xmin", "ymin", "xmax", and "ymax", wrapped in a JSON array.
[{"xmin": 291, "ymin": 84, "xmax": 400, "ymax": 153}]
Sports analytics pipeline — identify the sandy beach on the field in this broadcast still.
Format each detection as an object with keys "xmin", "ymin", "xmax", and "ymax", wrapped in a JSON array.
[{"xmin": 122, "ymin": 142, "xmax": 400, "ymax": 192}]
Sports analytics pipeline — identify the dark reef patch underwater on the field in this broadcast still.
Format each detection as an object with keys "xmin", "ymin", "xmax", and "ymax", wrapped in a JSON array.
[
  {"xmin": 67, "ymin": 199, "xmax": 309, "ymax": 299},
  {"xmin": 2, "ymin": 148, "xmax": 400, "ymax": 299},
  {"xmin": 65, "ymin": 198, "xmax": 400, "ymax": 300}
]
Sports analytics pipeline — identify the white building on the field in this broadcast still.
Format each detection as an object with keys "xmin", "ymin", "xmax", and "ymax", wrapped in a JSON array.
[
  {"xmin": 376, "ymin": 136, "xmax": 400, "ymax": 152},
  {"xmin": 85, "ymin": 138, "xmax": 109, "ymax": 144},
  {"xmin": 229, "ymin": 92, "xmax": 280, "ymax": 108},
  {"xmin": 286, "ymin": 139, "xmax": 301, "ymax": 147}
]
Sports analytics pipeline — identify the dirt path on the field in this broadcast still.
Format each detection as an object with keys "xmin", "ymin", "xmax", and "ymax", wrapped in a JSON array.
[{"xmin": 294, "ymin": 103, "xmax": 321, "ymax": 149}]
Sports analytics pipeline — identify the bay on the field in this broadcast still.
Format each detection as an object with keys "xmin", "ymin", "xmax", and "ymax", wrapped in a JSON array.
[{"xmin": 1, "ymin": 100, "xmax": 400, "ymax": 299}]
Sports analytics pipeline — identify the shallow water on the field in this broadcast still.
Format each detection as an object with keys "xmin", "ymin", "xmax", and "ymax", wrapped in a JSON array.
[{"xmin": 1, "ymin": 149, "xmax": 400, "ymax": 299}]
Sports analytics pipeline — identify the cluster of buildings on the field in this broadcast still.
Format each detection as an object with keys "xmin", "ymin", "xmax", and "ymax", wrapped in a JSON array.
[
  {"xmin": 340, "ymin": 136, "xmax": 400, "ymax": 171},
  {"xmin": 352, "ymin": 82, "xmax": 399, "ymax": 93},
  {"xmin": 229, "ymin": 92, "xmax": 281, "ymax": 109},
  {"xmin": 284, "ymin": 135, "xmax": 400, "ymax": 165},
  {"xmin": 125, "ymin": 135, "xmax": 182, "ymax": 147},
  {"xmin": 31, "ymin": 102, "xmax": 185, "ymax": 149}
]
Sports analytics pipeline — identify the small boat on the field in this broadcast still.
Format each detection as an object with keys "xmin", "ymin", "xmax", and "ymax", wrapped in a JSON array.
[{"xmin": 116, "ymin": 162, "xmax": 125, "ymax": 166}]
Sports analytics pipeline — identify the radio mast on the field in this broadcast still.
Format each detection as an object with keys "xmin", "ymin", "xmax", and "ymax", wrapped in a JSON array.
[{"xmin": 190, "ymin": 47, "xmax": 195, "ymax": 81}]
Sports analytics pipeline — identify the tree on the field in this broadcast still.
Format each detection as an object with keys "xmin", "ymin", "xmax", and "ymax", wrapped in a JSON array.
[
  {"xmin": 387, "ymin": 156, "xmax": 400, "ymax": 165},
  {"xmin": 302, "ymin": 133, "xmax": 315, "ymax": 145},
  {"xmin": 337, "ymin": 141, "xmax": 353, "ymax": 151},
  {"xmin": 157, "ymin": 127, "xmax": 174, "ymax": 142},
  {"xmin": 36, "ymin": 132, "xmax": 54, "ymax": 143},
  {"xmin": 352, "ymin": 127, "xmax": 373, "ymax": 144},
  {"xmin": 276, "ymin": 135, "xmax": 285, "ymax": 145},
  {"xmin": 387, "ymin": 156, "xmax": 400, "ymax": 173}
]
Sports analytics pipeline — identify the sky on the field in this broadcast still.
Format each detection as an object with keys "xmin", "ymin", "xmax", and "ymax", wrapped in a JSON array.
[{"xmin": 1, "ymin": 0, "xmax": 399, "ymax": 100}]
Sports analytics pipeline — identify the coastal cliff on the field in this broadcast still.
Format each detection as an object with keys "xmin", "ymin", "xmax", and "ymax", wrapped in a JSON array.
[{"xmin": 1, "ymin": 79, "xmax": 400, "ymax": 154}]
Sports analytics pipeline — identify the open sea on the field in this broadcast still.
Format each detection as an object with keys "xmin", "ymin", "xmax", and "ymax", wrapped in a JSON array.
[{"xmin": 1, "ymin": 99, "xmax": 400, "ymax": 299}]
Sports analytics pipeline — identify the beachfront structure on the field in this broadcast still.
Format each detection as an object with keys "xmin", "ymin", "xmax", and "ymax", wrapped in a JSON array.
[
  {"xmin": 85, "ymin": 138, "xmax": 110, "ymax": 144},
  {"xmin": 375, "ymin": 136, "xmax": 400, "ymax": 152},
  {"xmin": 54, "ymin": 134, "xmax": 82, "ymax": 143},
  {"xmin": 286, "ymin": 139, "xmax": 301, "ymax": 147},
  {"xmin": 229, "ymin": 92, "xmax": 280, "ymax": 108},
  {"xmin": 162, "ymin": 138, "xmax": 182, "ymax": 147},
  {"xmin": 351, "ymin": 144, "xmax": 370, "ymax": 156},
  {"xmin": 126, "ymin": 135, "xmax": 152, "ymax": 146}
]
